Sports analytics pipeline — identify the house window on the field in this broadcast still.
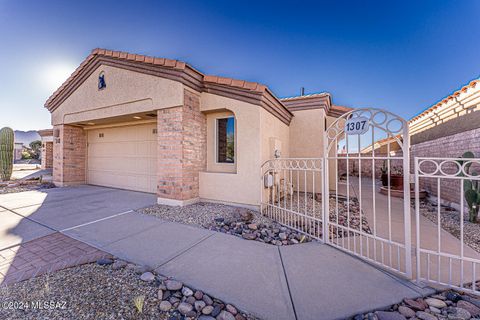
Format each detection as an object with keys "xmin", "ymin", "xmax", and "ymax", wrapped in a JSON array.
[{"xmin": 216, "ymin": 117, "xmax": 235, "ymax": 163}]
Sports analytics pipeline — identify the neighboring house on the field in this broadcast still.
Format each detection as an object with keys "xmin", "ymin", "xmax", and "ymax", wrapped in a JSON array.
[
  {"xmin": 43, "ymin": 48, "xmax": 350, "ymax": 208},
  {"xmin": 14, "ymin": 142, "xmax": 23, "ymax": 162},
  {"xmin": 38, "ymin": 129, "xmax": 54, "ymax": 169}
]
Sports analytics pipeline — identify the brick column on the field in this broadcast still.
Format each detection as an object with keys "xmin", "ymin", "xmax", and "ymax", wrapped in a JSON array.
[
  {"xmin": 53, "ymin": 124, "xmax": 86, "ymax": 186},
  {"xmin": 157, "ymin": 89, "xmax": 206, "ymax": 206},
  {"xmin": 41, "ymin": 141, "xmax": 53, "ymax": 169}
]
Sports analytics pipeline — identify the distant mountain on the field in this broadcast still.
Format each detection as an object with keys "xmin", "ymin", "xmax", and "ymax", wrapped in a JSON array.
[{"xmin": 14, "ymin": 130, "xmax": 41, "ymax": 145}]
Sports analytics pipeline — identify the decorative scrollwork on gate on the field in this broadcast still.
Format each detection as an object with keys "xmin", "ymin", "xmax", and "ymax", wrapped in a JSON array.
[
  {"xmin": 325, "ymin": 108, "xmax": 408, "ymax": 153},
  {"xmin": 417, "ymin": 158, "xmax": 480, "ymax": 178}
]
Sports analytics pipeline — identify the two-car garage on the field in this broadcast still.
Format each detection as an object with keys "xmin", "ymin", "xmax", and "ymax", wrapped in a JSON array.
[{"xmin": 86, "ymin": 123, "xmax": 157, "ymax": 193}]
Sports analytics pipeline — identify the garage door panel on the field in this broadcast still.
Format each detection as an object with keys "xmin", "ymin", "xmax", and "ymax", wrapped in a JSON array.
[
  {"xmin": 87, "ymin": 123, "xmax": 157, "ymax": 193},
  {"xmin": 137, "ymin": 141, "xmax": 156, "ymax": 154}
]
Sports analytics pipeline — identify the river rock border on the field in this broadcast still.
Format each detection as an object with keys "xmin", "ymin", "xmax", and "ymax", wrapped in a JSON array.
[
  {"xmin": 99, "ymin": 258, "xmax": 255, "ymax": 320},
  {"xmin": 352, "ymin": 289, "xmax": 480, "ymax": 320},
  {"xmin": 206, "ymin": 209, "xmax": 313, "ymax": 246}
]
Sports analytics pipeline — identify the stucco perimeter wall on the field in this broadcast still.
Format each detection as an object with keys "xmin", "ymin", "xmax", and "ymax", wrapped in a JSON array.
[
  {"xmin": 411, "ymin": 127, "xmax": 480, "ymax": 206},
  {"xmin": 51, "ymin": 64, "xmax": 184, "ymax": 125},
  {"xmin": 199, "ymin": 92, "xmax": 262, "ymax": 207}
]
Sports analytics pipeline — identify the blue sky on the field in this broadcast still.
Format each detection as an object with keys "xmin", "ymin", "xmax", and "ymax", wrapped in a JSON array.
[{"xmin": 0, "ymin": 0, "xmax": 479, "ymax": 130}]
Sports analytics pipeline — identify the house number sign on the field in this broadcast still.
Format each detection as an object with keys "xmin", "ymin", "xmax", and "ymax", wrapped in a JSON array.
[{"xmin": 345, "ymin": 116, "xmax": 369, "ymax": 135}]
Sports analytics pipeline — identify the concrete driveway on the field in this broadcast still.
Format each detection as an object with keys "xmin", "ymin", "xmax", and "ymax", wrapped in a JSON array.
[{"xmin": 0, "ymin": 185, "xmax": 156, "ymax": 250}]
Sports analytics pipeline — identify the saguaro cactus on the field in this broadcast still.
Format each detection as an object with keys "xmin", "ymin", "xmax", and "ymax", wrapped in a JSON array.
[
  {"xmin": 458, "ymin": 151, "xmax": 479, "ymax": 223},
  {"xmin": 0, "ymin": 127, "xmax": 14, "ymax": 181}
]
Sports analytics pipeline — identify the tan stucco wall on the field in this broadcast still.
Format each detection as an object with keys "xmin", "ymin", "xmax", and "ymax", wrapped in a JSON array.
[
  {"xmin": 289, "ymin": 109, "xmax": 326, "ymax": 158},
  {"xmin": 51, "ymin": 64, "xmax": 184, "ymax": 125},
  {"xmin": 199, "ymin": 92, "xmax": 262, "ymax": 206},
  {"xmin": 259, "ymin": 108, "xmax": 290, "ymax": 162},
  {"xmin": 286, "ymin": 109, "xmax": 327, "ymax": 193}
]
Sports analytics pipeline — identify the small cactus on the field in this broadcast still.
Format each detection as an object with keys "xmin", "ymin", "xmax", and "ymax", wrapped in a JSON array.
[
  {"xmin": 458, "ymin": 152, "xmax": 479, "ymax": 223},
  {"xmin": 0, "ymin": 127, "xmax": 14, "ymax": 181}
]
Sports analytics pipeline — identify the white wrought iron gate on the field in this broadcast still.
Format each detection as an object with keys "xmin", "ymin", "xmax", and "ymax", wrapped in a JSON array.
[
  {"xmin": 414, "ymin": 157, "xmax": 480, "ymax": 294},
  {"xmin": 324, "ymin": 108, "xmax": 412, "ymax": 278},
  {"xmin": 261, "ymin": 108, "xmax": 480, "ymax": 293},
  {"xmin": 261, "ymin": 108, "xmax": 412, "ymax": 277},
  {"xmin": 261, "ymin": 158, "xmax": 325, "ymax": 241}
]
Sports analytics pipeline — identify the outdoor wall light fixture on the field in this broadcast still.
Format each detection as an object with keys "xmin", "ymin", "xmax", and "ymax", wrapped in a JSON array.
[{"xmin": 133, "ymin": 116, "xmax": 142, "ymax": 119}]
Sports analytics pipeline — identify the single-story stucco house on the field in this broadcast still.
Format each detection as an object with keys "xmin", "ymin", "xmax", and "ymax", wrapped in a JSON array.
[{"xmin": 44, "ymin": 48, "xmax": 350, "ymax": 208}]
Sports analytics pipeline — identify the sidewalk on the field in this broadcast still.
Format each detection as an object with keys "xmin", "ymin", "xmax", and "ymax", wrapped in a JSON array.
[{"xmin": 64, "ymin": 211, "xmax": 433, "ymax": 320}]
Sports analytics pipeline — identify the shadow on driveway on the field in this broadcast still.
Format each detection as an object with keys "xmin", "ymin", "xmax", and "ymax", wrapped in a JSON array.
[{"xmin": 0, "ymin": 185, "xmax": 156, "ymax": 284}]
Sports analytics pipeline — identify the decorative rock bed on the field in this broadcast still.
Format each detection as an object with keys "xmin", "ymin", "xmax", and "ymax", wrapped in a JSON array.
[
  {"xmin": 207, "ymin": 213, "xmax": 313, "ymax": 245},
  {"xmin": 0, "ymin": 180, "xmax": 55, "ymax": 194},
  {"xmin": 139, "ymin": 203, "xmax": 314, "ymax": 246},
  {"xmin": 415, "ymin": 198, "xmax": 480, "ymax": 253},
  {"xmin": 352, "ymin": 290, "xmax": 480, "ymax": 320},
  {"xmin": 0, "ymin": 258, "xmax": 256, "ymax": 320},
  {"xmin": 139, "ymin": 193, "xmax": 372, "ymax": 246},
  {"xmin": 263, "ymin": 192, "xmax": 371, "ymax": 239}
]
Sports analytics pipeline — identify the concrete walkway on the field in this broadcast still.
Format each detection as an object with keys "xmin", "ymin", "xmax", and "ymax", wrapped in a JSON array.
[
  {"xmin": 340, "ymin": 178, "xmax": 480, "ymax": 286},
  {"xmin": 64, "ymin": 212, "xmax": 432, "ymax": 320},
  {"xmin": 0, "ymin": 186, "xmax": 433, "ymax": 320}
]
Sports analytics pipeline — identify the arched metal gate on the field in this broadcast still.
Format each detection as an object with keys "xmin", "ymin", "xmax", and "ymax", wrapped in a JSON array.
[
  {"xmin": 324, "ymin": 108, "xmax": 411, "ymax": 278},
  {"xmin": 262, "ymin": 107, "xmax": 480, "ymax": 292},
  {"xmin": 261, "ymin": 108, "xmax": 412, "ymax": 278}
]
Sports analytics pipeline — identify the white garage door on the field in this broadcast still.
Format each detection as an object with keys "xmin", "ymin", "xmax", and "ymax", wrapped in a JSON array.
[{"xmin": 87, "ymin": 123, "xmax": 157, "ymax": 193}]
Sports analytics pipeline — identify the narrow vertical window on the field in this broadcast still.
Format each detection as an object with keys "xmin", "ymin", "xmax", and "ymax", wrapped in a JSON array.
[
  {"xmin": 98, "ymin": 71, "xmax": 106, "ymax": 90},
  {"xmin": 217, "ymin": 117, "xmax": 235, "ymax": 163}
]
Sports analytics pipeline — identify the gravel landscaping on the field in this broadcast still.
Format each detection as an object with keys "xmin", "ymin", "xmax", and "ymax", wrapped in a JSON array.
[
  {"xmin": 264, "ymin": 192, "xmax": 371, "ymax": 239},
  {"xmin": 415, "ymin": 199, "xmax": 480, "ymax": 253},
  {"xmin": 139, "ymin": 193, "xmax": 371, "ymax": 245},
  {"xmin": 0, "ymin": 181, "xmax": 55, "ymax": 194},
  {"xmin": 352, "ymin": 289, "xmax": 480, "ymax": 320},
  {"xmin": 0, "ymin": 258, "xmax": 256, "ymax": 320},
  {"xmin": 139, "ymin": 202, "xmax": 314, "ymax": 246},
  {"xmin": 326, "ymin": 194, "xmax": 372, "ymax": 237},
  {"xmin": 139, "ymin": 202, "xmax": 266, "ymax": 228}
]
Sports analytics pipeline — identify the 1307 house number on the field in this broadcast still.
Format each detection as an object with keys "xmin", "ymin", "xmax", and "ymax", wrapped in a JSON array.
[{"xmin": 345, "ymin": 116, "xmax": 369, "ymax": 135}]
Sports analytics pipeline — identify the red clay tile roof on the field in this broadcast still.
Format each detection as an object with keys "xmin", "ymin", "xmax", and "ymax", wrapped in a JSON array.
[
  {"xmin": 328, "ymin": 105, "xmax": 353, "ymax": 117},
  {"xmin": 280, "ymin": 92, "xmax": 330, "ymax": 101},
  {"xmin": 409, "ymin": 78, "xmax": 479, "ymax": 123},
  {"xmin": 45, "ymin": 49, "xmax": 190, "ymax": 108},
  {"xmin": 279, "ymin": 92, "xmax": 351, "ymax": 117},
  {"xmin": 203, "ymin": 75, "xmax": 266, "ymax": 93},
  {"xmin": 44, "ymin": 48, "xmax": 294, "ymax": 124}
]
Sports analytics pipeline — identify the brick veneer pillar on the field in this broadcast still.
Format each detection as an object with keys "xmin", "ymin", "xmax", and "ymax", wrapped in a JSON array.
[
  {"xmin": 157, "ymin": 89, "xmax": 206, "ymax": 205},
  {"xmin": 53, "ymin": 124, "xmax": 86, "ymax": 186},
  {"xmin": 41, "ymin": 141, "xmax": 53, "ymax": 169}
]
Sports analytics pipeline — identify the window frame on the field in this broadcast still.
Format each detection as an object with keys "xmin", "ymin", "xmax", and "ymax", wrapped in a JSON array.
[{"xmin": 214, "ymin": 116, "xmax": 236, "ymax": 165}]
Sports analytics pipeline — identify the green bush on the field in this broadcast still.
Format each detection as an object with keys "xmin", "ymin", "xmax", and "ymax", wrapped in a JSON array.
[{"xmin": 21, "ymin": 151, "xmax": 32, "ymax": 159}]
